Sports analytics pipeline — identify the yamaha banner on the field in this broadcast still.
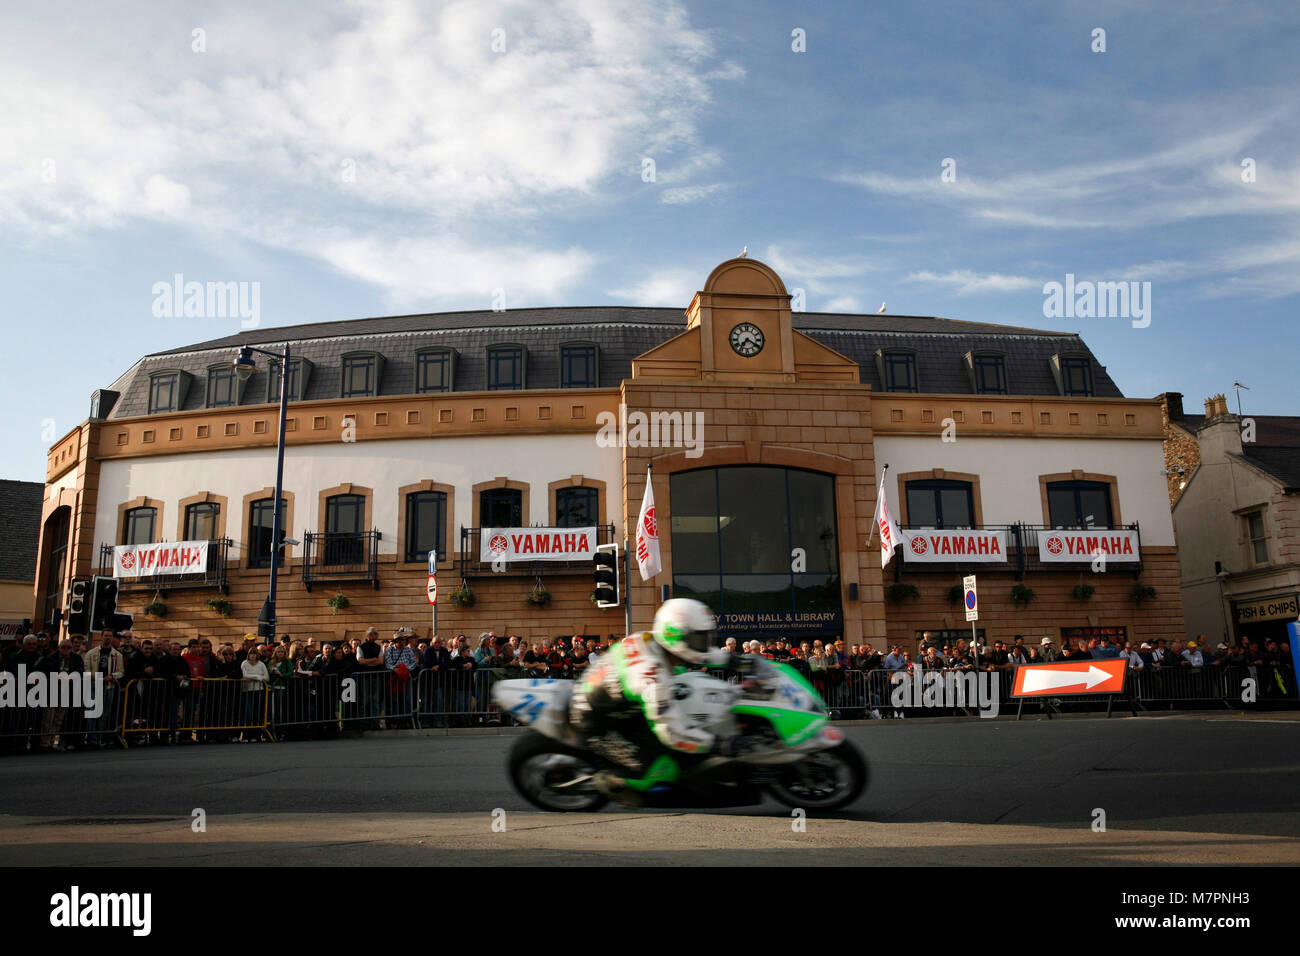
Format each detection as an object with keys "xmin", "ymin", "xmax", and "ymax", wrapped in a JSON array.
[
  {"xmin": 1036, "ymin": 529, "xmax": 1140, "ymax": 563},
  {"xmin": 480, "ymin": 527, "xmax": 598, "ymax": 562},
  {"xmin": 902, "ymin": 529, "xmax": 1009, "ymax": 563},
  {"xmin": 113, "ymin": 540, "xmax": 209, "ymax": 578}
]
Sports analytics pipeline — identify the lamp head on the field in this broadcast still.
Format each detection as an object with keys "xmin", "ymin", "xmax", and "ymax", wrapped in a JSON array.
[{"xmin": 232, "ymin": 346, "xmax": 257, "ymax": 382}]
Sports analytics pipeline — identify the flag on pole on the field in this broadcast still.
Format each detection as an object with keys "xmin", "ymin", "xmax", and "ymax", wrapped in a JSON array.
[
  {"xmin": 873, "ymin": 472, "xmax": 903, "ymax": 567},
  {"xmin": 635, "ymin": 467, "xmax": 662, "ymax": 581}
]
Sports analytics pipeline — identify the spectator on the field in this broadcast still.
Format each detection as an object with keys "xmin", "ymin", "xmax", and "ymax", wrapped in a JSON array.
[
  {"xmin": 354, "ymin": 628, "xmax": 385, "ymax": 729},
  {"xmin": 36, "ymin": 638, "xmax": 83, "ymax": 751},
  {"xmin": 446, "ymin": 635, "xmax": 476, "ymax": 724},
  {"xmin": 1093, "ymin": 636, "xmax": 1121, "ymax": 660},
  {"xmin": 83, "ymin": 630, "xmax": 125, "ymax": 748},
  {"xmin": 163, "ymin": 642, "xmax": 190, "ymax": 744},
  {"xmin": 882, "ymin": 645, "xmax": 907, "ymax": 670},
  {"xmin": 1181, "ymin": 639, "xmax": 1206, "ymax": 667},
  {"xmin": 421, "ymin": 635, "xmax": 452, "ymax": 727},
  {"xmin": 239, "ymin": 648, "xmax": 270, "ymax": 740},
  {"xmin": 209, "ymin": 644, "xmax": 242, "ymax": 742},
  {"xmin": 1038, "ymin": 638, "xmax": 1058, "ymax": 663}
]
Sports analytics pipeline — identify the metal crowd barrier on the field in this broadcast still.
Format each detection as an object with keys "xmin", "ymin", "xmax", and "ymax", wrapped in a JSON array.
[
  {"xmin": 412, "ymin": 668, "xmax": 509, "ymax": 727},
  {"xmin": 120, "ymin": 677, "xmax": 269, "ymax": 743}
]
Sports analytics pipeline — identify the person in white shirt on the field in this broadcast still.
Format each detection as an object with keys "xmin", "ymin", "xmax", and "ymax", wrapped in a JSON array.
[
  {"xmin": 240, "ymin": 648, "xmax": 270, "ymax": 740},
  {"xmin": 1181, "ymin": 641, "xmax": 1206, "ymax": 667}
]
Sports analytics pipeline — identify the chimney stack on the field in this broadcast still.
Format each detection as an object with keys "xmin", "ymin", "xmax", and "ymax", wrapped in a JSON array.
[{"xmin": 1197, "ymin": 393, "xmax": 1241, "ymax": 461}]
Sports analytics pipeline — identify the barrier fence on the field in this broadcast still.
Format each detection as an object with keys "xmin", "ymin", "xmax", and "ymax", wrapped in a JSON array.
[{"xmin": 0, "ymin": 663, "xmax": 1293, "ymax": 752}]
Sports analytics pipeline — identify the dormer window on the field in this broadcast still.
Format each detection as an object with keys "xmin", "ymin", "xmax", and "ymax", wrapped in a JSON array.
[
  {"xmin": 966, "ymin": 352, "xmax": 1008, "ymax": 394},
  {"xmin": 487, "ymin": 345, "xmax": 525, "ymax": 391},
  {"xmin": 1051, "ymin": 353, "xmax": 1094, "ymax": 397},
  {"xmin": 268, "ymin": 357, "xmax": 311, "ymax": 402},
  {"xmin": 416, "ymin": 348, "xmax": 455, "ymax": 393},
  {"xmin": 876, "ymin": 349, "xmax": 919, "ymax": 393},
  {"xmin": 206, "ymin": 363, "xmax": 240, "ymax": 408},
  {"xmin": 560, "ymin": 343, "xmax": 598, "ymax": 388},
  {"xmin": 148, "ymin": 369, "xmax": 191, "ymax": 413},
  {"xmin": 340, "ymin": 352, "xmax": 382, "ymax": 398}
]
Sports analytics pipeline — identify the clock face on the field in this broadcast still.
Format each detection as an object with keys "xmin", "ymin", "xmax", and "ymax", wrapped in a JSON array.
[{"xmin": 729, "ymin": 322, "xmax": 765, "ymax": 357}]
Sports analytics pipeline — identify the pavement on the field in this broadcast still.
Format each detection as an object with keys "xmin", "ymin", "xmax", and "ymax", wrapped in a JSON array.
[{"xmin": 2, "ymin": 711, "xmax": 1298, "ymax": 865}]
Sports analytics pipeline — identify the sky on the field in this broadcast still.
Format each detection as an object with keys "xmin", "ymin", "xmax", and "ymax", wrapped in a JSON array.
[{"xmin": 3, "ymin": 0, "xmax": 1298, "ymax": 482}]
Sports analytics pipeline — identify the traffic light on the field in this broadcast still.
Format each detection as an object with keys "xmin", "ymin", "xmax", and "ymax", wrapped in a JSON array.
[
  {"xmin": 593, "ymin": 543, "xmax": 620, "ymax": 608},
  {"xmin": 66, "ymin": 577, "xmax": 91, "ymax": 636},
  {"xmin": 89, "ymin": 575, "xmax": 120, "ymax": 631}
]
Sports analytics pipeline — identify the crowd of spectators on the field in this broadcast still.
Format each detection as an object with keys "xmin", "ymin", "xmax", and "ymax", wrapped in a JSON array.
[{"xmin": 2, "ymin": 624, "xmax": 1294, "ymax": 751}]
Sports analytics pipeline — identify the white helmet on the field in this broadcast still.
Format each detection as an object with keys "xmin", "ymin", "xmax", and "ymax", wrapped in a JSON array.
[{"xmin": 651, "ymin": 598, "xmax": 717, "ymax": 665}]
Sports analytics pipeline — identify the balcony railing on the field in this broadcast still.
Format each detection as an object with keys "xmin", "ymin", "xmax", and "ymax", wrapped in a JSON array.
[
  {"xmin": 97, "ymin": 539, "xmax": 232, "ymax": 593},
  {"xmin": 892, "ymin": 523, "xmax": 1143, "ymax": 580},
  {"xmin": 302, "ymin": 530, "xmax": 382, "ymax": 590},
  {"xmin": 459, "ymin": 524, "xmax": 617, "ymax": 576}
]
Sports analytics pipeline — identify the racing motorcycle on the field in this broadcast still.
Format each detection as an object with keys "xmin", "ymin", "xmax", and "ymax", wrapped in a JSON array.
[{"xmin": 491, "ymin": 655, "xmax": 868, "ymax": 812}]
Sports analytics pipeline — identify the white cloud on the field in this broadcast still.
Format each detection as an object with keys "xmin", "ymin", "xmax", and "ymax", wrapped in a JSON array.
[
  {"xmin": 822, "ymin": 296, "xmax": 862, "ymax": 312},
  {"xmin": 906, "ymin": 270, "xmax": 1037, "ymax": 294},
  {"xmin": 0, "ymin": 0, "xmax": 725, "ymax": 302},
  {"xmin": 606, "ymin": 268, "xmax": 699, "ymax": 306},
  {"xmin": 763, "ymin": 245, "xmax": 874, "ymax": 293},
  {"xmin": 660, "ymin": 183, "xmax": 726, "ymax": 204}
]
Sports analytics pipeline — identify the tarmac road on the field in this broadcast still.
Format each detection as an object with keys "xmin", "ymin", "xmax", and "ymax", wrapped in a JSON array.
[{"xmin": 1, "ymin": 712, "xmax": 1298, "ymax": 866}]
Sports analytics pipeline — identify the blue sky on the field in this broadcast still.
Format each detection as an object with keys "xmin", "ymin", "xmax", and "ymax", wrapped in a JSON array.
[{"xmin": 3, "ymin": 0, "xmax": 1298, "ymax": 482}]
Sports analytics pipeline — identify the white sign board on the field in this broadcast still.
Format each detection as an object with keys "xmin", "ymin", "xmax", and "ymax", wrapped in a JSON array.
[
  {"xmin": 114, "ymin": 541, "xmax": 209, "ymax": 578},
  {"xmin": 1037, "ymin": 529, "xmax": 1139, "ymax": 563},
  {"xmin": 903, "ymin": 529, "xmax": 1009, "ymax": 563},
  {"xmin": 963, "ymin": 574, "xmax": 978, "ymax": 622},
  {"xmin": 480, "ymin": 527, "xmax": 598, "ymax": 563},
  {"xmin": 426, "ymin": 575, "xmax": 438, "ymax": 605}
]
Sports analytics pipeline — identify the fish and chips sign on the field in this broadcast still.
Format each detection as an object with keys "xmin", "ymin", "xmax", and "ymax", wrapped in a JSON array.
[
  {"xmin": 903, "ymin": 529, "xmax": 1008, "ymax": 563},
  {"xmin": 1036, "ymin": 529, "xmax": 1139, "ymax": 563},
  {"xmin": 113, "ymin": 541, "xmax": 209, "ymax": 578},
  {"xmin": 481, "ymin": 527, "xmax": 598, "ymax": 563}
]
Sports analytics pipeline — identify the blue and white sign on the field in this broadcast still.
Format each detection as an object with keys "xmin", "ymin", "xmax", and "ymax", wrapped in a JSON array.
[
  {"xmin": 428, "ymin": 550, "xmax": 437, "ymax": 575},
  {"xmin": 963, "ymin": 574, "xmax": 978, "ymax": 622}
]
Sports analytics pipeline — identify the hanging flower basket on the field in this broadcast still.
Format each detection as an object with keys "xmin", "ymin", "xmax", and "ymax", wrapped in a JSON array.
[
  {"xmin": 1010, "ymin": 583, "xmax": 1036, "ymax": 609},
  {"xmin": 1131, "ymin": 583, "xmax": 1157, "ymax": 607},
  {"xmin": 449, "ymin": 582, "xmax": 475, "ymax": 607},
  {"xmin": 946, "ymin": 584, "xmax": 964, "ymax": 606},
  {"xmin": 886, "ymin": 583, "xmax": 920, "ymax": 604},
  {"xmin": 1071, "ymin": 584, "xmax": 1095, "ymax": 601},
  {"xmin": 206, "ymin": 597, "xmax": 233, "ymax": 617},
  {"xmin": 327, "ymin": 593, "xmax": 350, "ymax": 614},
  {"xmin": 144, "ymin": 591, "xmax": 167, "ymax": 618},
  {"xmin": 526, "ymin": 577, "xmax": 551, "ymax": 607}
]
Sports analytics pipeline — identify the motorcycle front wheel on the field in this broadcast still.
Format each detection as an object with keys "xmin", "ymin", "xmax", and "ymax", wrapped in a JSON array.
[
  {"xmin": 508, "ymin": 732, "xmax": 610, "ymax": 812},
  {"xmin": 766, "ymin": 740, "xmax": 868, "ymax": 811}
]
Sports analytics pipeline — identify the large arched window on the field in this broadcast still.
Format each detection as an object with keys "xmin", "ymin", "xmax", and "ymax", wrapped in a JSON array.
[
  {"xmin": 669, "ymin": 467, "xmax": 841, "ymax": 635},
  {"xmin": 324, "ymin": 493, "xmax": 366, "ymax": 565},
  {"xmin": 1046, "ymin": 480, "xmax": 1114, "ymax": 528}
]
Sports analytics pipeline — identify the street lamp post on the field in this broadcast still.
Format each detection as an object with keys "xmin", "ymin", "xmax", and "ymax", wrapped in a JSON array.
[{"xmin": 233, "ymin": 343, "xmax": 292, "ymax": 639}]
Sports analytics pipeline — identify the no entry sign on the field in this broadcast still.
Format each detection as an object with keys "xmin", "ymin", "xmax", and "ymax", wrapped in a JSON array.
[{"xmin": 426, "ymin": 574, "xmax": 437, "ymax": 605}]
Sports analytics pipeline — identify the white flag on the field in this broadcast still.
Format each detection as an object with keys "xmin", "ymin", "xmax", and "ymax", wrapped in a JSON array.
[
  {"xmin": 873, "ymin": 473, "xmax": 904, "ymax": 567},
  {"xmin": 635, "ymin": 469, "xmax": 662, "ymax": 581}
]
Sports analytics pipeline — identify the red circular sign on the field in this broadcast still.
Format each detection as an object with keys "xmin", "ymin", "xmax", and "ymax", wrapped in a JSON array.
[
  {"xmin": 909, "ymin": 536, "xmax": 927, "ymax": 555},
  {"xmin": 121, "ymin": 551, "xmax": 135, "ymax": 570},
  {"xmin": 488, "ymin": 534, "xmax": 508, "ymax": 555},
  {"xmin": 643, "ymin": 507, "xmax": 657, "ymax": 539},
  {"xmin": 1046, "ymin": 536, "xmax": 1064, "ymax": 554}
]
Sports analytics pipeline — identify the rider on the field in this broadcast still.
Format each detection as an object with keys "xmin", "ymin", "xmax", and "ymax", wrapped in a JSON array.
[{"xmin": 569, "ymin": 598, "xmax": 766, "ymax": 805}]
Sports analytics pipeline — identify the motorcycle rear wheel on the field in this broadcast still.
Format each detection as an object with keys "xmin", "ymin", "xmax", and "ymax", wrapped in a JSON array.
[
  {"xmin": 766, "ymin": 740, "xmax": 868, "ymax": 811},
  {"xmin": 508, "ymin": 732, "xmax": 610, "ymax": 812}
]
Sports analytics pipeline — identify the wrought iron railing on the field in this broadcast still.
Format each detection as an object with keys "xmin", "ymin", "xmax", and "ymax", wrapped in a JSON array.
[
  {"xmin": 458, "ymin": 524, "xmax": 617, "ymax": 576},
  {"xmin": 892, "ymin": 522, "xmax": 1144, "ymax": 580},
  {"xmin": 97, "ymin": 539, "xmax": 232, "ymax": 593},
  {"xmin": 301, "ymin": 530, "xmax": 382, "ymax": 590}
]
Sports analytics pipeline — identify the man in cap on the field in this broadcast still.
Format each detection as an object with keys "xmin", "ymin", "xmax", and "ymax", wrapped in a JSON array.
[{"xmin": 1038, "ymin": 637, "xmax": 1058, "ymax": 663}]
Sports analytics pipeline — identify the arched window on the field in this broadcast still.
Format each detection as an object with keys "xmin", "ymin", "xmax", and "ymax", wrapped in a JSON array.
[
  {"xmin": 324, "ymin": 493, "xmax": 366, "ymax": 565},
  {"xmin": 248, "ymin": 497, "xmax": 286, "ymax": 569},
  {"xmin": 405, "ymin": 490, "xmax": 447, "ymax": 561},
  {"xmin": 555, "ymin": 486, "xmax": 598, "ymax": 527},
  {"xmin": 480, "ymin": 488, "xmax": 522, "ymax": 527},
  {"xmin": 123, "ymin": 507, "xmax": 157, "ymax": 545}
]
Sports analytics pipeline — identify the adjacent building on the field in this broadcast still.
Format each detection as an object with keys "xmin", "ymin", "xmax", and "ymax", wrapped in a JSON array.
[
  {"xmin": 34, "ymin": 257, "xmax": 1183, "ymax": 650},
  {"xmin": 0, "ymin": 479, "xmax": 42, "ymax": 640},
  {"xmin": 1169, "ymin": 394, "xmax": 1300, "ymax": 645}
]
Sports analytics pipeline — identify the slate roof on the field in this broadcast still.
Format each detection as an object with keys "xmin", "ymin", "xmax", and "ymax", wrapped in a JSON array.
[
  {"xmin": 0, "ymin": 480, "xmax": 43, "ymax": 581},
  {"xmin": 98, "ymin": 306, "xmax": 1123, "ymax": 420},
  {"xmin": 1173, "ymin": 412, "xmax": 1300, "ymax": 492}
]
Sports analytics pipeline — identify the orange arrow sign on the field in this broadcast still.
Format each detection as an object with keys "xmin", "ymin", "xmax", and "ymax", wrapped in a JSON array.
[{"xmin": 1011, "ymin": 659, "xmax": 1127, "ymax": 697}]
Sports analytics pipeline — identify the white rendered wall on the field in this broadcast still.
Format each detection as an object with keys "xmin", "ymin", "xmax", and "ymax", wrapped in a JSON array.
[
  {"xmin": 871, "ymin": 436, "xmax": 1175, "ymax": 545},
  {"xmin": 94, "ymin": 435, "xmax": 622, "ymax": 552}
]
